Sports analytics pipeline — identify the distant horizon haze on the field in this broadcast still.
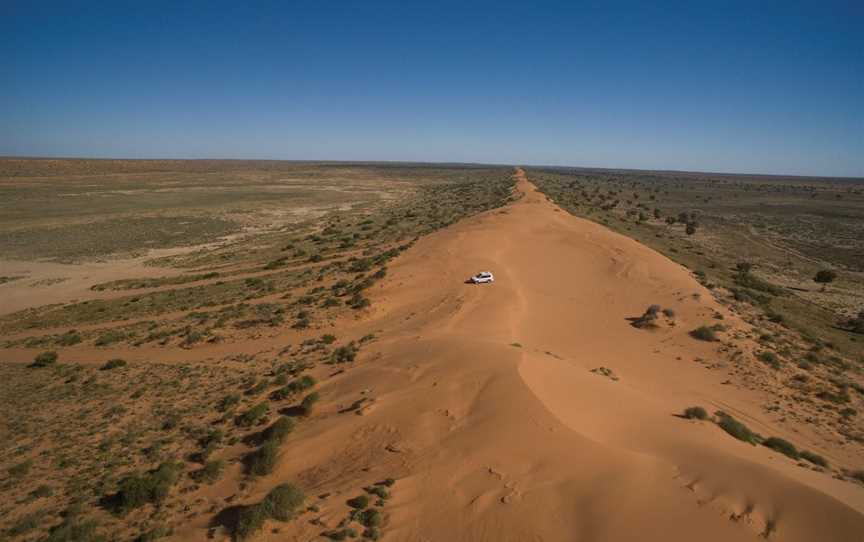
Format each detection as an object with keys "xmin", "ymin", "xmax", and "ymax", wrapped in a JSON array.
[{"xmin": 2, "ymin": 1, "xmax": 862, "ymax": 177}]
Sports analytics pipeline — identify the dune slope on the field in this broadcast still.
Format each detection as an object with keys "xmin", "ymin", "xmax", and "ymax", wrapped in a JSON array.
[{"xmin": 250, "ymin": 169, "xmax": 864, "ymax": 542}]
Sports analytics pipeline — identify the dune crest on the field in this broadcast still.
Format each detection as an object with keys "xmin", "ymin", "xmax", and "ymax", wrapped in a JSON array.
[{"xmin": 229, "ymin": 169, "xmax": 863, "ymax": 542}]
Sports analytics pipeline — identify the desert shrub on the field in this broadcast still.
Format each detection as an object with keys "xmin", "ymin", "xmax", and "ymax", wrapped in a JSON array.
[
  {"xmin": 817, "ymin": 389, "xmax": 850, "ymax": 404},
  {"xmin": 217, "ymin": 394, "xmax": 240, "ymax": 412},
  {"xmin": 43, "ymin": 515, "xmax": 105, "ymax": 542},
  {"xmin": 135, "ymin": 525, "xmax": 172, "ymax": 541},
  {"xmin": 31, "ymin": 350, "xmax": 58, "ymax": 368},
  {"xmin": 261, "ymin": 417, "xmax": 294, "ymax": 444},
  {"xmin": 813, "ymin": 269, "xmax": 836, "ymax": 284},
  {"xmin": 6, "ymin": 510, "xmax": 47, "ymax": 536},
  {"xmin": 840, "ymin": 407, "xmax": 857, "ymax": 419},
  {"xmin": 109, "ymin": 461, "xmax": 183, "ymax": 514},
  {"xmin": 347, "ymin": 294, "xmax": 371, "ymax": 309},
  {"xmin": 245, "ymin": 379, "xmax": 269, "ymax": 396},
  {"xmin": 236, "ymin": 402, "xmax": 269, "ymax": 426},
  {"xmin": 100, "ymin": 358, "xmax": 127, "ymax": 370},
  {"xmin": 197, "ymin": 428, "xmax": 224, "ymax": 461},
  {"xmin": 762, "ymin": 437, "xmax": 799, "ymax": 459},
  {"xmin": 766, "ymin": 311, "xmax": 784, "ymax": 324},
  {"xmin": 689, "ymin": 326, "xmax": 717, "ymax": 342},
  {"xmin": 632, "ymin": 305, "xmax": 661, "ymax": 328},
  {"xmin": 366, "ymin": 485, "xmax": 390, "ymax": 499},
  {"xmin": 58, "ymin": 330, "xmax": 82, "ymax": 346},
  {"xmin": 95, "ymin": 330, "xmax": 125, "ymax": 346},
  {"xmin": 8, "ymin": 458, "xmax": 33, "ymax": 479},
  {"xmin": 734, "ymin": 272, "xmax": 783, "ymax": 296},
  {"xmin": 234, "ymin": 504, "xmax": 267, "ymax": 541},
  {"xmin": 662, "ymin": 308, "xmax": 676, "ymax": 318},
  {"xmin": 800, "ymin": 450, "xmax": 829, "ymax": 468},
  {"xmin": 331, "ymin": 342, "xmax": 358, "ymax": 363},
  {"xmin": 321, "ymin": 334, "xmax": 337, "ymax": 344},
  {"xmin": 347, "ymin": 495, "xmax": 370, "ymax": 509},
  {"xmin": 757, "ymin": 351, "xmax": 781, "ymax": 369},
  {"xmin": 715, "ymin": 412, "xmax": 757, "ymax": 444},
  {"xmin": 359, "ymin": 508, "xmax": 382, "ymax": 528},
  {"xmin": 363, "ymin": 527, "xmax": 382, "ymax": 540},
  {"xmin": 31, "ymin": 484, "xmax": 54, "ymax": 498},
  {"xmin": 270, "ymin": 376, "xmax": 316, "ymax": 400},
  {"xmin": 247, "ymin": 440, "xmax": 279, "ymax": 476},
  {"xmin": 299, "ymin": 392, "xmax": 320, "ymax": 416},
  {"xmin": 193, "ymin": 460, "xmax": 224, "ymax": 484},
  {"xmin": 683, "ymin": 406, "xmax": 708, "ymax": 420},
  {"xmin": 261, "ymin": 483, "xmax": 305, "ymax": 521}
]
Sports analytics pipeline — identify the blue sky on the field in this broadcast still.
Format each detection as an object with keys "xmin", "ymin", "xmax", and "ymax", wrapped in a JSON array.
[{"xmin": 2, "ymin": 1, "xmax": 862, "ymax": 176}]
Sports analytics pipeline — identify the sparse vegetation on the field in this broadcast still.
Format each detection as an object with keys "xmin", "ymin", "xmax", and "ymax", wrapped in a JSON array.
[
  {"xmin": 689, "ymin": 326, "xmax": 717, "ymax": 342},
  {"xmin": 714, "ymin": 411, "xmax": 758, "ymax": 444},
  {"xmin": 762, "ymin": 437, "xmax": 799, "ymax": 459},
  {"xmin": 30, "ymin": 350, "xmax": 58, "ymax": 367},
  {"xmin": 100, "ymin": 358, "xmax": 128, "ymax": 370},
  {"xmin": 683, "ymin": 406, "xmax": 709, "ymax": 420}
]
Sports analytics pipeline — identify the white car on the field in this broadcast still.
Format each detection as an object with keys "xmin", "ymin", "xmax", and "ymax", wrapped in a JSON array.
[{"xmin": 468, "ymin": 271, "xmax": 495, "ymax": 284}]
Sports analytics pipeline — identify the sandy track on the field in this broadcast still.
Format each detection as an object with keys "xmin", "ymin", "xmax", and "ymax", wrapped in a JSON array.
[{"xmin": 247, "ymin": 169, "xmax": 864, "ymax": 542}]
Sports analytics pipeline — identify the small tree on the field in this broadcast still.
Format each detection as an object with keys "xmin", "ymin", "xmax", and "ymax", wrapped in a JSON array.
[
  {"xmin": 685, "ymin": 222, "xmax": 697, "ymax": 235},
  {"xmin": 813, "ymin": 269, "xmax": 836, "ymax": 290},
  {"xmin": 736, "ymin": 262, "xmax": 753, "ymax": 274}
]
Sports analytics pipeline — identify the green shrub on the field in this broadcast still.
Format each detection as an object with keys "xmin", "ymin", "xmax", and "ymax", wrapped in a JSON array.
[
  {"xmin": 800, "ymin": 450, "xmax": 829, "ymax": 468},
  {"xmin": 110, "ymin": 461, "xmax": 183, "ymax": 514},
  {"xmin": 262, "ymin": 417, "xmax": 294, "ymax": 444},
  {"xmin": 715, "ymin": 412, "xmax": 757, "ymax": 444},
  {"xmin": 236, "ymin": 402, "xmax": 269, "ymax": 426},
  {"xmin": 757, "ymin": 351, "xmax": 781, "ymax": 369},
  {"xmin": 135, "ymin": 525, "xmax": 172, "ymax": 542},
  {"xmin": 7, "ymin": 510, "xmax": 47, "ymax": 536},
  {"xmin": 689, "ymin": 326, "xmax": 717, "ymax": 341},
  {"xmin": 347, "ymin": 495, "xmax": 370, "ymax": 509},
  {"xmin": 366, "ymin": 485, "xmax": 390, "ymax": 500},
  {"xmin": 683, "ymin": 406, "xmax": 708, "ymax": 420},
  {"xmin": 8, "ymin": 458, "xmax": 33, "ymax": 479},
  {"xmin": 320, "ymin": 334, "xmax": 337, "ymax": 344},
  {"xmin": 100, "ymin": 358, "xmax": 127, "ymax": 370},
  {"xmin": 331, "ymin": 343, "xmax": 358, "ymax": 363},
  {"xmin": 270, "ymin": 375, "xmax": 316, "ymax": 400},
  {"xmin": 193, "ymin": 460, "xmax": 224, "ymax": 484},
  {"xmin": 31, "ymin": 350, "xmax": 58, "ymax": 367},
  {"xmin": 43, "ymin": 515, "xmax": 105, "ymax": 542},
  {"xmin": 363, "ymin": 527, "xmax": 381, "ymax": 540},
  {"xmin": 217, "ymin": 394, "xmax": 241, "ymax": 412},
  {"xmin": 762, "ymin": 437, "xmax": 799, "ymax": 459},
  {"xmin": 31, "ymin": 484, "xmax": 54, "ymax": 498},
  {"xmin": 261, "ymin": 483, "xmax": 305, "ymax": 521},
  {"xmin": 247, "ymin": 440, "xmax": 279, "ymax": 476},
  {"xmin": 359, "ymin": 508, "xmax": 382, "ymax": 528},
  {"xmin": 234, "ymin": 504, "xmax": 267, "ymax": 541},
  {"xmin": 58, "ymin": 331, "xmax": 82, "ymax": 346},
  {"xmin": 299, "ymin": 392, "xmax": 320, "ymax": 416},
  {"xmin": 95, "ymin": 330, "xmax": 125, "ymax": 346}
]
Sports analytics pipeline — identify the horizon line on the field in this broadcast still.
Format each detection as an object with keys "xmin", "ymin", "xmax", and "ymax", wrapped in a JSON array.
[{"xmin": 1, "ymin": 154, "xmax": 862, "ymax": 181}]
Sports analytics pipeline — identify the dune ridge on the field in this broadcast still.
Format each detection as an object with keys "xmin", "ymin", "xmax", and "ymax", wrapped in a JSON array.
[{"xmin": 173, "ymin": 169, "xmax": 863, "ymax": 541}]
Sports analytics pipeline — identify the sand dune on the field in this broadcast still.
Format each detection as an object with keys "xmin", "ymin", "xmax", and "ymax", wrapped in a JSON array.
[{"xmin": 239, "ymin": 169, "xmax": 863, "ymax": 542}]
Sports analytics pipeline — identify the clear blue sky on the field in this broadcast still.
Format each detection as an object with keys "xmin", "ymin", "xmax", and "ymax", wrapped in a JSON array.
[{"xmin": 2, "ymin": 1, "xmax": 862, "ymax": 176}]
